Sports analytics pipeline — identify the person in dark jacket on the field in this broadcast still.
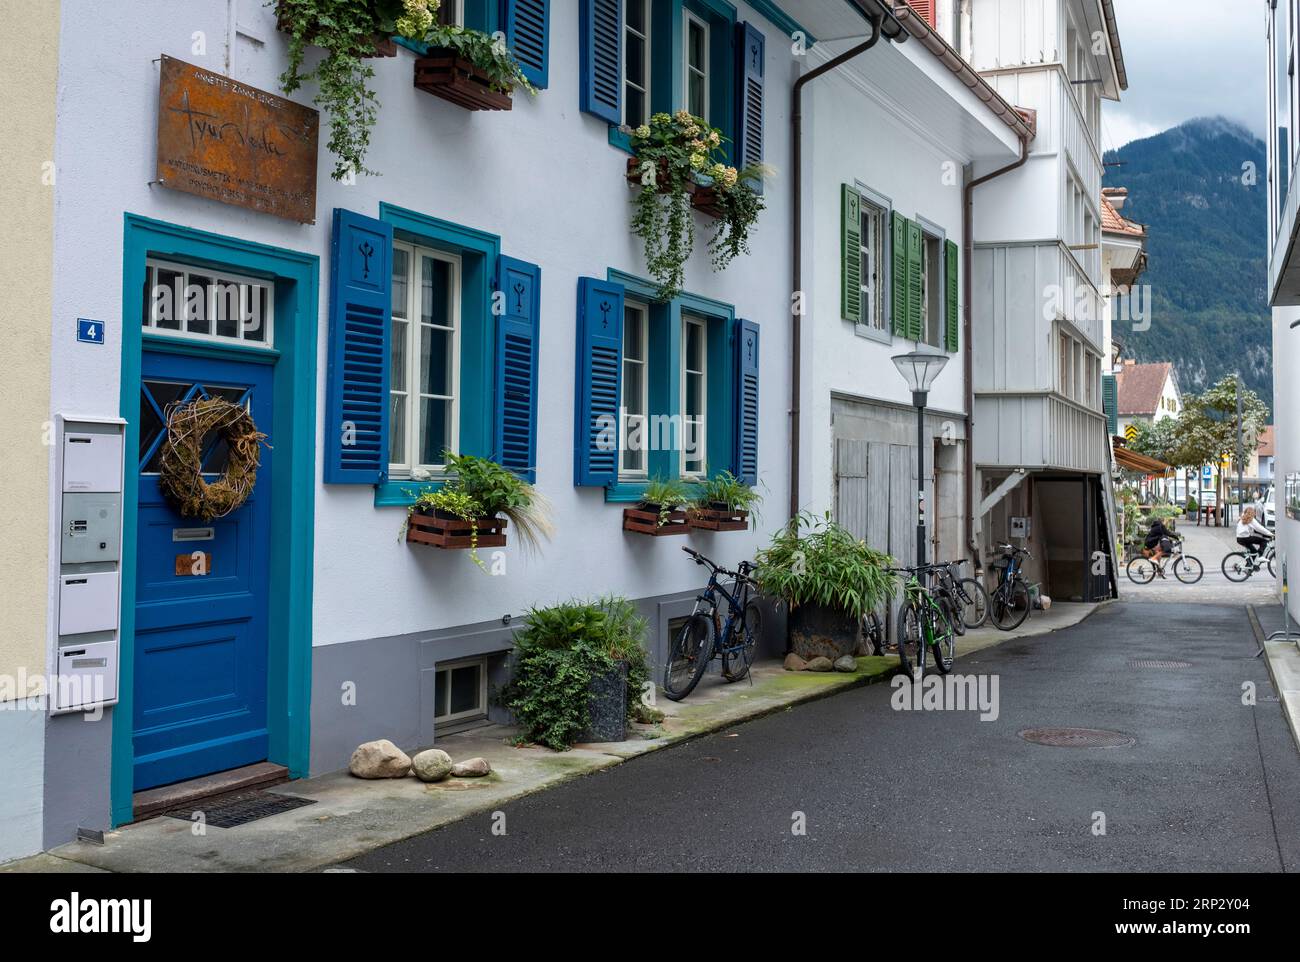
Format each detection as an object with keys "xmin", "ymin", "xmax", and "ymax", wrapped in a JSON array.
[{"xmin": 1144, "ymin": 517, "xmax": 1174, "ymax": 569}]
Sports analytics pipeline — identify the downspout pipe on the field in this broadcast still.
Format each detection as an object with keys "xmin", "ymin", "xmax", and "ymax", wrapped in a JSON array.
[
  {"xmin": 790, "ymin": 8, "xmax": 902, "ymax": 523},
  {"xmin": 963, "ymin": 135, "xmax": 1030, "ymax": 566}
]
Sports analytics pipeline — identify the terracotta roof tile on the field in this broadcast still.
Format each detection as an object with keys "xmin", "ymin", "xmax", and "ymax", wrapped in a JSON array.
[
  {"xmin": 1102, "ymin": 195, "xmax": 1145, "ymax": 237},
  {"xmin": 1258, "ymin": 425, "xmax": 1275, "ymax": 457},
  {"xmin": 1116, "ymin": 362, "xmax": 1173, "ymax": 415}
]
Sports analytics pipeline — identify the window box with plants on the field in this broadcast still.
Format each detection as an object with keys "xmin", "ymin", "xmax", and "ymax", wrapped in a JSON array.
[
  {"xmin": 686, "ymin": 470, "xmax": 760, "ymax": 532},
  {"xmin": 403, "ymin": 452, "xmax": 552, "ymax": 569},
  {"xmin": 622, "ymin": 478, "xmax": 692, "ymax": 536},
  {"xmin": 625, "ymin": 112, "xmax": 767, "ymax": 300},
  {"xmin": 754, "ymin": 513, "xmax": 896, "ymax": 662},
  {"xmin": 412, "ymin": 25, "xmax": 536, "ymax": 112},
  {"xmin": 500, "ymin": 597, "xmax": 659, "ymax": 749}
]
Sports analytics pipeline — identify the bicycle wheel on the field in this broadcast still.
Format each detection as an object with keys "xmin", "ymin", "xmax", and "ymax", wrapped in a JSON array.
[
  {"xmin": 1220, "ymin": 552, "xmax": 1252, "ymax": 583},
  {"xmin": 1127, "ymin": 556, "xmax": 1157, "ymax": 584},
  {"xmin": 1268, "ymin": 554, "xmax": 1277, "ymax": 578},
  {"xmin": 930, "ymin": 602, "xmax": 956, "ymax": 674},
  {"xmin": 942, "ymin": 590, "xmax": 967, "ymax": 637},
  {"xmin": 896, "ymin": 603, "xmax": 925, "ymax": 677},
  {"xmin": 1173, "ymin": 555, "xmax": 1203, "ymax": 584},
  {"xmin": 664, "ymin": 614, "xmax": 712, "ymax": 701},
  {"xmin": 722, "ymin": 603, "xmax": 761, "ymax": 682},
  {"xmin": 862, "ymin": 611, "xmax": 886, "ymax": 656},
  {"xmin": 991, "ymin": 579, "xmax": 1031, "ymax": 631},
  {"xmin": 958, "ymin": 578, "xmax": 989, "ymax": 629}
]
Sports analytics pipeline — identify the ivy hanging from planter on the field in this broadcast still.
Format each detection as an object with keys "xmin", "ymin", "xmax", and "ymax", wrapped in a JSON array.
[{"xmin": 626, "ymin": 112, "xmax": 767, "ymax": 300}]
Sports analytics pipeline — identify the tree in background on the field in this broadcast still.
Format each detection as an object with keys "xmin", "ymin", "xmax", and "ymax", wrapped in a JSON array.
[
  {"xmin": 1129, "ymin": 417, "xmax": 1182, "ymax": 467},
  {"xmin": 1170, "ymin": 375, "xmax": 1269, "ymax": 518}
]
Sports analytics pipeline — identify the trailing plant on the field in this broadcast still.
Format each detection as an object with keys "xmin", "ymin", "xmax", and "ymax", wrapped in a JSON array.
[
  {"xmin": 407, "ymin": 485, "xmax": 486, "ymax": 568},
  {"xmin": 424, "ymin": 24, "xmax": 538, "ymax": 94},
  {"xmin": 640, "ymin": 476, "xmax": 692, "ymax": 527},
  {"xmin": 694, "ymin": 470, "xmax": 761, "ymax": 514},
  {"xmin": 501, "ymin": 597, "xmax": 649, "ymax": 750},
  {"xmin": 754, "ymin": 512, "xmax": 896, "ymax": 621},
  {"xmin": 444, "ymin": 452, "xmax": 554, "ymax": 552},
  {"xmin": 626, "ymin": 112, "xmax": 765, "ymax": 300}
]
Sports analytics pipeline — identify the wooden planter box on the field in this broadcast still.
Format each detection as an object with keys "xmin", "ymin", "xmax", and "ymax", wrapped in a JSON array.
[
  {"xmin": 622, "ymin": 507, "xmax": 690, "ymax": 536},
  {"xmin": 407, "ymin": 512, "xmax": 507, "ymax": 550},
  {"xmin": 275, "ymin": 10, "xmax": 396, "ymax": 57},
  {"xmin": 690, "ymin": 185, "xmax": 725, "ymax": 219},
  {"xmin": 687, "ymin": 507, "xmax": 749, "ymax": 532},
  {"xmin": 625, "ymin": 157, "xmax": 701, "ymax": 198},
  {"xmin": 414, "ymin": 50, "xmax": 513, "ymax": 111}
]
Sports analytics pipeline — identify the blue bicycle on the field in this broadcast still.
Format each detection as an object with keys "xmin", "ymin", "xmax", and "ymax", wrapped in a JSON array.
[
  {"xmin": 989, "ymin": 543, "xmax": 1032, "ymax": 631},
  {"xmin": 664, "ymin": 547, "xmax": 763, "ymax": 700}
]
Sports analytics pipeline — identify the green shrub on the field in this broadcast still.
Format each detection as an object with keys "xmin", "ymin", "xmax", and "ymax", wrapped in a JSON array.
[{"xmin": 754, "ymin": 512, "xmax": 896, "ymax": 621}]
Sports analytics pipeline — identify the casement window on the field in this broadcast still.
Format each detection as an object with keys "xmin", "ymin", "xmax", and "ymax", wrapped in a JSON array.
[
  {"xmin": 437, "ymin": 0, "xmax": 463, "ymax": 26},
  {"xmin": 681, "ymin": 313, "xmax": 707, "ymax": 478},
  {"xmin": 323, "ymin": 208, "xmax": 540, "ymax": 492},
  {"xmin": 860, "ymin": 197, "xmax": 887, "ymax": 332},
  {"xmin": 433, "ymin": 657, "xmax": 488, "ymax": 727},
  {"xmin": 684, "ymin": 11, "xmax": 710, "ymax": 122},
  {"xmin": 581, "ymin": 2, "xmax": 765, "ymax": 180},
  {"xmin": 622, "ymin": 0, "xmax": 652, "ymax": 128},
  {"xmin": 575, "ymin": 275, "xmax": 760, "ymax": 489},
  {"xmin": 620, "ymin": 300, "xmax": 650, "ymax": 477},
  {"xmin": 142, "ymin": 259, "xmax": 274, "ymax": 347},
  {"xmin": 389, "ymin": 242, "xmax": 461, "ymax": 475},
  {"xmin": 921, "ymin": 232, "xmax": 944, "ymax": 348}
]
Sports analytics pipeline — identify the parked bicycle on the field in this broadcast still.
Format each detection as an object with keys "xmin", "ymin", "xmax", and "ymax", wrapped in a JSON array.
[
  {"xmin": 893, "ymin": 564, "xmax": 958, "ymax": 676},
  {"xmin": 1221, "ymin": 540, "xmax": 1276, "ymax": 582},
  {"xmin": 664, "ymin": 547, "xmax": 763, "ymax": 700},
  {"xmin": 989, "ymin": 543, "xmax": 1033, "ymax": 631},
  {"xmin": 936, "ymin": 558, "xmax": 990, "ymax": 630},
  {"xmin": 1126, "ymin": 534, "xmax": 1203, "ymax": 585}
]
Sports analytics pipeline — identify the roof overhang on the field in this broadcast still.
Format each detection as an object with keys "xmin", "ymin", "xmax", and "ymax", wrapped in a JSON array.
[{"xmin": 1113, "ymin": 444, "xmax": 1171, "ymax": 474}]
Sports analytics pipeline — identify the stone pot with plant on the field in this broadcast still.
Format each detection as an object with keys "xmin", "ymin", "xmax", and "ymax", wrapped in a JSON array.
[
  {"xmin": 754, "ymin": 512, "xmax": 897, "ymax": 662},
  {"xmin": 499, "ymin": 597, "xmax": 651, "ymax": 750}
]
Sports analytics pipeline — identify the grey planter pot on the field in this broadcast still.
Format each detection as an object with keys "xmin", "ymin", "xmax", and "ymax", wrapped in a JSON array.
[
  {"xmin": 581, "ymin": 660, "xmax": 627, "ymax": 743},
  {"xmin": 788, "ymin": 602, "xmax": 861, "ymax": 661}
]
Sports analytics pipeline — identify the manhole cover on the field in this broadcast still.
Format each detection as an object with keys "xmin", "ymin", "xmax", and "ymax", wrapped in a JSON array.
[
  {"xmin": 1128, "ymin": 659, "xmax": 1192, "ymax": 669},
  {"xmin": 1018, "ymin": 728, "xmax": 1135, "ymax": 748},
  {"xmin": 165, "ymin": 791, "xmax": 315, "ymax": 828}
]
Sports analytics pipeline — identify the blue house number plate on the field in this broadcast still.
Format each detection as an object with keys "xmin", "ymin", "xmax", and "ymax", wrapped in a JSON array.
[{"xmin": 77, "ymin": 318, "xmax": 105, "ymax": 344}]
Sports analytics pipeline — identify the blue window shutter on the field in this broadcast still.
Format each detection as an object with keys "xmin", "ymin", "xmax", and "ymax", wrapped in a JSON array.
[
  {"xmin": 733, "ymin": 317, "xmax": 760, "ymax": 485},
  {"xmin": 494, "ymin": 256, "xmax": 541, "ymax": 482},
  {"xmin": 580, "ymin": 0, "xmax": 622, "ymax": 123},
  {"xmin": 502, "ymin": 0, "xmax": 550, "ymax": 89},
  {"xmin": 574, "ymin": 277, "xmax": 624, "ymax": 486},
  {"xmin": 734, "ymin": 21, "xmax": 765, "ymax": 194},
  {"xmin": 325, "ymin": 208, "xmax": 392, "ymax": 485}
]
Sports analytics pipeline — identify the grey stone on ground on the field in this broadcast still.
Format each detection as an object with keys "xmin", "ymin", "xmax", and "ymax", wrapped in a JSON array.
[
  {"xmin": 804, "ymin": 656, "xmax": 833, "ymax": 672},
  {"xmin": 450, "ymin": 757, "xmax": 492, "ymax": 777},
  {"xmin": 833, "ymin": 655, "xmax": 857, "ymax": 673},
  {"xmin": 349, "ymin": 740, "xmax": 411, "ymax": 779},
  {"xmin": 783, "ymin": 653, "xmax": 808, "ymax": 671},
  {"xmin": 411, "ymin": 749, "xmax": 454, "ymax": 782}
]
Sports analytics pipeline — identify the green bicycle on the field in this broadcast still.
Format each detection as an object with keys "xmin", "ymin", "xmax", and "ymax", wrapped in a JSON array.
[{"xmin": 893, "ymin": 564, "xmax": 958, "ymax": 677}]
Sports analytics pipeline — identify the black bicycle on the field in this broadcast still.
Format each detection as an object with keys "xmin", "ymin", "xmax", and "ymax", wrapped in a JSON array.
[
  {"xmin": 664, "ymin": 547, "xmax": 763, "ymax": 700},
  {"xmin": 989, "ymin": 543, "xmax": 1032, "ymax": 631}
]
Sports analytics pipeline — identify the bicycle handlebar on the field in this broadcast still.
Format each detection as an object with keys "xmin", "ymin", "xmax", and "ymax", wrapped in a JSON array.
[{"xmin": 681, "ymin": 546, "xmax": 754, "ymax": 580}]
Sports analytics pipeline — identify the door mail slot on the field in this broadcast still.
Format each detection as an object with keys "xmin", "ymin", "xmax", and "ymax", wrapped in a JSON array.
[
  {"xmin": 60, "ymin": 492, "xmax": 121, "ymax": 564},
  {"xmin": 58, "ymin": 570, "xmax": 119, "ymax": 636},
  {"xmin": 52, "ymin": 640, "xmax": 119, "ymax": 713}
]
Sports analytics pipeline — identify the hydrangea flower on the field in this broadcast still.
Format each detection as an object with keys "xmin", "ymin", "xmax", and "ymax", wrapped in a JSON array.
[{"xmin": 635, "ymin": 124, "xmax": 651, "ymax": 139}]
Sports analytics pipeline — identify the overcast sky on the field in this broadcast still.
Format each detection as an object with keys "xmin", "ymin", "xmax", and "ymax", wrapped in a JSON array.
[{"xmin": 1101, "ymin": 0, "xmax": 1266, "ymax": 151}]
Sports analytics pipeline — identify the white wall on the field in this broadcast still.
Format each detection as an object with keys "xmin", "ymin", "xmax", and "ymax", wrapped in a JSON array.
[
  {"xmin": 47, "ymin": 1, "xmax": 795, "ymax": 652},
  {"xmin": 1273, "ymin": 305, "xmax": 1300, "ymax": 613}
]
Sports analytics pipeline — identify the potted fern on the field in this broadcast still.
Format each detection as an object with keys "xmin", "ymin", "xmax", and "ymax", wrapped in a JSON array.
[
  {"xmin": 623, "ymin": 477, "xmax": 692, "ymax": 535},
  {"xmin": 687, "ymin": 470, "xmax": 760, "ymax": 531}
]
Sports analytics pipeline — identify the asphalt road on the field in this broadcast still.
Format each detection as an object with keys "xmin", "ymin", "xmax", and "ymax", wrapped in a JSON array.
[{"xmin": 343, "ymin": 603, "xmax": 1300, "ymax": 872}]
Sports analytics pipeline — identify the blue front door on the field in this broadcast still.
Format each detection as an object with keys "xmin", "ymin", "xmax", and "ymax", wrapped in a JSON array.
[{"xmin": 133, "ymin": 350, "xmax": 273, "ymax": 790}]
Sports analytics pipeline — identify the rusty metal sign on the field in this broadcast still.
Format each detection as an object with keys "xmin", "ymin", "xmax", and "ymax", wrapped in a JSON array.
[{"xmin": 155, "ymin": 55, "xmax": 319, "ymax": 223}]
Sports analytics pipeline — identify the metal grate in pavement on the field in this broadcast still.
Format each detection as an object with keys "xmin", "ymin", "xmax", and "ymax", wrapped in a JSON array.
[
  {"xmin": 165, "ymin": 790, "xmax": 315, "ymax": 828},
  {"xmin": 1128, "ymin": 659, "xmax": 1193, "ymax": 670},
  {"xmin": 1018, "ymin": 727, "xmax": 1136, "ymax": 749}
]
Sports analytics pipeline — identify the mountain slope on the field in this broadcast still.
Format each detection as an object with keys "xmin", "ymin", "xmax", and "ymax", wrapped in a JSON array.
[{"xmin": 1103, "ymin": 116, "xmax": 1272, "ymax": 411}]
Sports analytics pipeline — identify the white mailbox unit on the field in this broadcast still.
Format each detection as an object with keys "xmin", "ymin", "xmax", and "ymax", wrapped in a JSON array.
[{"xmin": 54, "ymin": 416, "xmax": 126, "ymax": 714}]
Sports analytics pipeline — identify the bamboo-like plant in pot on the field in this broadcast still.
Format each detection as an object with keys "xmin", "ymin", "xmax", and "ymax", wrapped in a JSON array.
[{"xmin": 754, "ymin": 512, "xmax": 897, "ymax": 662}]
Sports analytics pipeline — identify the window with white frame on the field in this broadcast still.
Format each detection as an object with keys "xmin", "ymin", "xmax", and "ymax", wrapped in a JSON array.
[
  {"xmin": 921, "ymin": 232, "xmax": 943, "ymax": 346},
  {"xmin": 623, "ymin": 0, "xmax": 651, "ymax": 128},
  {"xmin": 620, "ymin": 301, "xmax": 650, "ymax": 477},
  {"xmin": 681, "ymin": 314, "xmax": 707, "ymax": 477},
  {"xmin": 142, "ymin": 259, "xmax": 274, "ymax": 347},
  {"xmin": 684, "ymin": 11, "xmax": 709, "ymax": 121},
  {"xmin": 436, "ymin": 0, "xmax": 463, "ymax": 27},
  {"xmin": 390, "ymin": 242, "xmax": 461, "ymax": 475},
  {"xmin": 433, "ymin": 657, "xmax": 487, "ymax": 725},
  {"xmin": 859, "ymin": 198, "xmax": 887, "ymax": 331}
]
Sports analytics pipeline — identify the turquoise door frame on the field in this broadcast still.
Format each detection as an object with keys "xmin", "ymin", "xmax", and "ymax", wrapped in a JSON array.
[{"xmin": 113, "ymin": 214, "xmax": 319, "ymax": 826}]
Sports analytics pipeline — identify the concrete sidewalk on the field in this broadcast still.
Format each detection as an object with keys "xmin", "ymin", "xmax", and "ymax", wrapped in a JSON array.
[
  {"xmin": 4, "ymin": 602, "xmax": 1100, "ymax": 874},
  {"xmin": 1249, "ymin": 604, "xmax": 1300, "ymax": 756}
]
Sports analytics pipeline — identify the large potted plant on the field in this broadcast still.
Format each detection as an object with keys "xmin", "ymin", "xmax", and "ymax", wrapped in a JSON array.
[
  {"xmin": 626, "ymin": 112, "xmax": 765, "ymax": 300},
  {"xmin": 754, "ymin": 512, "xmax": 896, "ymax": 661},
  {"xmin": 501, "ymin": 597, "xmax": 650, "ymax": 749}
]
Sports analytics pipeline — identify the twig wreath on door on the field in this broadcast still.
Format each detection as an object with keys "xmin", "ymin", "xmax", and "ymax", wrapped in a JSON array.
[{"xmin": 158, "ymin": 397, "xmax": 269, "ymax": 522}]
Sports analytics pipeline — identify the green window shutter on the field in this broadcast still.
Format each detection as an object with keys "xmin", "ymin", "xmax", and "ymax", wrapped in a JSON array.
[
  {"xmin": 944, "ymin": 239, "xmax": 959, "ymax": 352},
  {"xmin": 890, "ymin": 211, "xmax": 908, "ymax": 336},
  {"xmin": 841, "ymin": 185, "xmax": 862, "ymax": 323},
  {"xmin": 1103, "ymin": 374, "xmax": 1118, "ymax": 437},
  {"xmin": 906, "ymin": 220, "xmax": 923, "ymax": 341}
]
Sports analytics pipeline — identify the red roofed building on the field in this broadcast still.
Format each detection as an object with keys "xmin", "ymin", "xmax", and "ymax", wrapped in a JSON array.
[{"xmin": 1114, "ymin": 359, "xmax": 1182, "ymax": 435}]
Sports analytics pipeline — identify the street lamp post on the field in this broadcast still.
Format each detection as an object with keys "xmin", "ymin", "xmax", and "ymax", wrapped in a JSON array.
[{"xmin": 892, "ymin": 350, "xmax": 951, "ymax": 567}]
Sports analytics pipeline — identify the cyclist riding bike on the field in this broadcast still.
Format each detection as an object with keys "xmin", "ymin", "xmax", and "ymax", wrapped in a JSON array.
[
  {"xmin": 1143, "ymin": 517, "xmax": 1175, "ymax": 574},
  {"xmin": 1236, "ymin": 506, "xmax": 1273, "ymax": 558}
]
